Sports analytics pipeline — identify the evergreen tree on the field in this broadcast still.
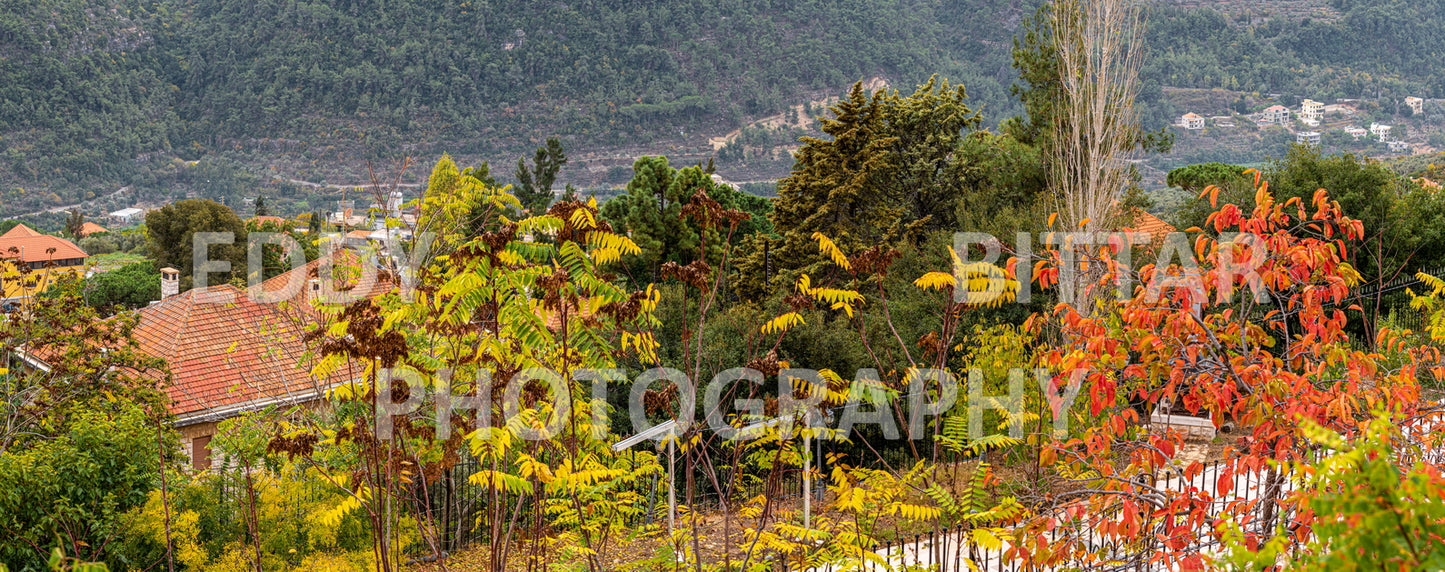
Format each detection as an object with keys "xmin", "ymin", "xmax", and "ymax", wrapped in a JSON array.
[
  {"xmin": 599, "ymin": 156, "xmax": 707, "ymax": 280},
  {"xmin": 82, "ymin": 262, "xmax": 161, "ymax": 312},
  {"xmin": 254, "ymin": 195, "xmax": 269, "ymax": 217},
  {"xmin": 737, "ymin": 78, "xmax": 986, "ymax": 297},
  {"xmin": 1166, "ymin": 162, "xmax": 1250, "ymax": 194},
  {"xmin": 64, "ymin": 209, "xmax": 85, "ymax": 238},
  {"xmin": 514, "ymin": 138, "xmax": 568, "ymax": 215},
  {"xmin": 1006, "ymin": 3, "xmax": 1061, "ymax": 148}
]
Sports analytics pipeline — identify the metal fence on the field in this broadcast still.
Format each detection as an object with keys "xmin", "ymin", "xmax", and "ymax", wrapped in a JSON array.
[
  {"xmin": 788, "ymin": 458, "xmax": 1304, "ymax": 572},
  {"xmin": 411, "ymin": 455, "xmax": 1298, "ymax": 571},
  {"xmin": 407, "ymin": 414, "xmax": 1445, "ymax": 569}
]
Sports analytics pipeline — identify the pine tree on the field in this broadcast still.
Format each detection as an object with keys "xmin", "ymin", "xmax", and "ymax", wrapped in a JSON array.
[
  {"xmin": 254, "ymin": 196, "xmax": 269, "ymax": 217},
  {"xmin": 514, "ymin": 138, "xmax": 568, "ymax": 214},
  {"xmin": 599, "ymin": 156, "xmax": 711, "ymax": 280},
  {"xmin": 735, "ymin": 78, "xmax": 983, "ymax": 298}
]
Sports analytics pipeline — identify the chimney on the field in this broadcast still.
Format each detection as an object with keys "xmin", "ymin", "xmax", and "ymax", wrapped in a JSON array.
[{"xmin": 160, "ymin": 267, "xmax": 180, "ymax": 299}]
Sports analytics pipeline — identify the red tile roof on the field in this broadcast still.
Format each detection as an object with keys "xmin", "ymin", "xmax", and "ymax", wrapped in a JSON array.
[
  {"xmin": 1, "ymin": 225, "xmax": 40, "ymax": 239},
  {"xmin": 133, "ymin": 251, "xmax": 391, "ymax": 423},
  {"xmin": 78, "ymin": 222, "xmax": 110, "ymax": 237},
  {"xmin": 0, "ymin": 225, "xmax": 88, "ymax": 264},
  {"xmin": 130, "ymin": 285, "xmax": 344, "ymax": 421},
  {"xmin": 248, "ymin": 216, "xmax": 290, "ymax": 227},
  {"xmin": 253, "ymin": 249, "xmax": 395, "ymax": 314},
  {"xmin": 1123, "ymin": 207, "xmax": 1177, "ymax": 243}
]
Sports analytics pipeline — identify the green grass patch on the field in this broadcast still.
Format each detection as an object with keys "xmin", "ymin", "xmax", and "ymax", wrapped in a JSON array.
[{"xmin": 88, "ymin": 252, "xmax": 150, "ymax": 274}]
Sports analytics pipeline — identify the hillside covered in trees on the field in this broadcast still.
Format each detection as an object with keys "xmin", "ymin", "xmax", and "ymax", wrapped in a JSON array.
[{"xmin": 3, "ymin": 0, "xmax": 1445, "ymax": 219}]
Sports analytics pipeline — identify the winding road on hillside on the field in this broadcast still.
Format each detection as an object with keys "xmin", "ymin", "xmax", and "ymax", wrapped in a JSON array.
[
  {"xmin": 10, "ymin": 186, "xmax": 132, "ymax": 219},
  {"xmin": 269, "ymin": 176, "xmax": 422, "ymax": 191}
]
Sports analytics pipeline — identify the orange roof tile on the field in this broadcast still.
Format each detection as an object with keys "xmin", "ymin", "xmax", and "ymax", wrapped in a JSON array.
[
  {"xmin": 1, "ymin": 224, "xmax": 40, "ymax": 239},
  {"xmin": 78, "ymin": 222, "xmax": 109, "ymax": 237},
  {"xmin": 124, "ymin": 251, "xmax": 390, "ymax": 422},
  {"xmin": 0, "ymin": 227, "xmax": 88, "ymax": 264},
  {"xmin": 249, "ymin": 216, "xmax": 290, "ymax": 227},
  {"xmin": 1122, "ymin": 207, "xmax": 1177, "ymax": 243},
  {"xmin": 254, "ymin": 249, "xmax": 395, "ymax": 315},
  {"xmin": 131, "ymin": 284, "xmax": 362, "ymax": 422}
]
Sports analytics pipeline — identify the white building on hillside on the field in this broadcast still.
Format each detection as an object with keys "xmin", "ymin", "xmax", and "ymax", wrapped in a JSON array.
[
  {"xmin": 1371, "ymin": 123, "xmax": 1393, "ymax": 141},
  {"xmin": 108, "ymin": 207, "xmax": 145, "ymax": 226},
  {"xmin": 1296, "ymin": 131, "xmax": 1321, "ymax": 146},
  {"xmin": 1181, "ymin": 113, "xmax": 1205, "ymax": 130},
  {"xmin": 1406, "ymin": 97, "xmax": 1425, "ymax": 116},
  {"xmin": 1258, "ymin": 105, "xmax": 1290, "ymax": 125},
  {"xmin": 1299, "ymin": 99, "xmax": 1324, "ymax": 126}
]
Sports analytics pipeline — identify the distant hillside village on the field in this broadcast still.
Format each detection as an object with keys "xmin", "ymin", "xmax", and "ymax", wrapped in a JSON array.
[{"xmin": 1176, "ymin": 96, "xmax": 1431, "ymax": 156}]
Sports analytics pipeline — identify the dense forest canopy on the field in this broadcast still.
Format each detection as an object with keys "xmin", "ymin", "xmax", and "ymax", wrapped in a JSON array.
[
  {"xmin": 2, "ymin": 0, "xmax": 1444, "ymax": 219},
  {"xmin": 1145, "ymin": 1, "xmax": 1445, "ymax": 98}
]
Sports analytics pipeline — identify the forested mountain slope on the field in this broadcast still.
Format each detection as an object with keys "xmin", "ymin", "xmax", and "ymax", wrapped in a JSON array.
[
  {"xmin": 0, "ymin": 0, "xmax": 1027, "ymax": 218},
  {"xmin": 1147, "ymin": 0, "xmax": 1445, "ymax": 99},
  {"xmin": 2, "ymin": 0, "xmax": 1444, "ymax": 220}
]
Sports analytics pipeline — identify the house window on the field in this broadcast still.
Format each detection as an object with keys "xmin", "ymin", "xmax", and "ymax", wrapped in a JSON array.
[{"xmin": 192, "ymin": 435, "xmax": 212, "ymax": 470}]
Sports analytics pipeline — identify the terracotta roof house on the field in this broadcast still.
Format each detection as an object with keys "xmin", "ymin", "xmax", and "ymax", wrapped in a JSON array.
[
  {"xmin": 251, "ymin": 248, "xmax": 395, "ymax": 315},
  {"xmin": 10, "ymin": 247, "xmax": 398, "ymax": 468},
  {"xmin": 1180, "ymin": 113, "xmax": 1205, "ymax": 130},
  {"xmin": 78, "ymin": 222, "xmax": 110, "ymax": 237},
  {"xmin": 0, "ymin": 224, "xmax": 89, "ymax": 305},
  {"xmin": 1118, "ymin": 206, "xmax": 1178, "ymax": 245},
  {"xmin": 0, "ymin": 224, "xmax": 41, "ymax": 239},
  {"xmin": 133, "ymin": 249, "xmax": 391, "ymax": 469},
  {"xmin": 345, "ymin": 229, "xmax": 375, "ymax": 247},
  {"xmin": 135, "ymin": 286, "xmax": 330, "ymax": 421}
]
